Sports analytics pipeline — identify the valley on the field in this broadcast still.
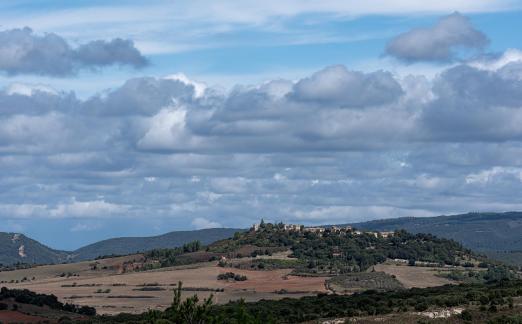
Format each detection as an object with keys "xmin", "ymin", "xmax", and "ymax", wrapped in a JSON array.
[{"xmin": 3, "ymin": 219, "xmax": 519, "ymax": 322}]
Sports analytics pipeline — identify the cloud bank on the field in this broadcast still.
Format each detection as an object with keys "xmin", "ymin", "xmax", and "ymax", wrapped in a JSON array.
[{"xmin": 2, "ymin": 51, "xmax": 522, "ymax": 232}]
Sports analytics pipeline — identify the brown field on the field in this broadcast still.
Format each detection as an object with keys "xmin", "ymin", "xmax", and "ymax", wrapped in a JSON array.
[
  {"xmin": 0, "ymin": 255, "xmax": 470, "ymax": 316},
  {"xmin": 0, "ymin": 257, "xmax": 328, "ymax": 315},
  {"xmin": 373, "ymin": 263, "xmax": 455, "ymax": 288},
  {"xmin": 0, "ymin": 254, "xmax": 144, "ymax": 282},
  {"xmin": 0, "ymin": 310, "xmax": 50, "ymax": 323}
]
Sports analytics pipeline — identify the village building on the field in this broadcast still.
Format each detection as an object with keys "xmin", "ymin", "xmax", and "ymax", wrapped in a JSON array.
[{"xmin": 283, "ymin": 224, "xmax": 302, "ymax": 232}]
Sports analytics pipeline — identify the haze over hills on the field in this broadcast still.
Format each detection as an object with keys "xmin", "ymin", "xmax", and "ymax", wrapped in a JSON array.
[{"xmin": 0, "ymin": 228, "xmax": 242, "ymax": 266}]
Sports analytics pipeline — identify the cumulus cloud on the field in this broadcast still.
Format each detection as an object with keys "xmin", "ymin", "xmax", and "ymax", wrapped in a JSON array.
[
  {"xmin": 0, "ymin": 199, "xmax": 128, "ymax": 219},
  {"xmin": 386, "ymin": 12, "xmax": 488, "ymax": 62},
  {"xmin": 3, "ymin": 56, "xmax": 522, "ymax": 233},
  {"xmin": 289, "ymin": 65, "xmax": 403, "ymax": 108},
  {"xmin": 0, "ymin": 27, "xmax": 147, "ymax": 76},
  {"xmin": 420, "ymin": 64, "xmax": 522, "ymax": 141}
]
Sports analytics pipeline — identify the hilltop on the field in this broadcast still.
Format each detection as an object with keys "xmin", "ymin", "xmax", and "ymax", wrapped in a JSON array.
[
  {"xmin": 139, "ymin": 222, "xmax": 497, "ymax": 275},
  {"xmin": 0, "ymin": 233, "xmax": 69, "ymax": 267}
]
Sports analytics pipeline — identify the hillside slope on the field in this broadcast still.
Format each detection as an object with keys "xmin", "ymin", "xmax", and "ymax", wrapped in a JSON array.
[
  {"xmin": 352, "ymin": 212, "xmax": 522, "ymax": 252},
  {"xmin": 71, "ymin": 228, "xmax": 243, "ymax": 261},
  {"xmin": 0, "ymin": 232, "xmax": 70, "ymax": 266}
]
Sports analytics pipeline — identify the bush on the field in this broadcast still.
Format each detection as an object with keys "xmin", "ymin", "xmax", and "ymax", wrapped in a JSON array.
[
  {"xmin": 461, "ymin": 309, "xmax": 473, "ymax": 321},
  {"xmin": 414, "ymin": 302, "xmax": 428, "ymax": 311},
  {"xmin": 217, "ymin": 272, "xmax": 247, "ymax": 281}
]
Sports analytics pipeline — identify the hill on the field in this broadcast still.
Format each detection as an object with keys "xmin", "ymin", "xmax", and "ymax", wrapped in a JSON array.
[
  {"xmin": 70, "ymin": 228, "xmax": 243, "ymax": 261},
  {"xmin": 0, "ymin": 233, "xmax": 69, "ymax": 267},
  {"xmin": 0, "ymin": 228, "xmax": 243, "ymax": 266},
  {"xmin": 352, "ymin": 212, "xmax": 522, "ymax": 252},
  {"xmin": 142, "ymin": 222, "xmax": 496, "ymax": 275}
]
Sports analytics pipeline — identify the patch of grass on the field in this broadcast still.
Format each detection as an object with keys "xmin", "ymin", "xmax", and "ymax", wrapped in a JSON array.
[{"xmin": 326, "ymin": 271, "xmax": 404, "ymax": 292}]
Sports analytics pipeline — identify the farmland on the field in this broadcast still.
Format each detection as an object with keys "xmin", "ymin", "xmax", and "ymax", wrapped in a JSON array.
[{"xmin": 0, "ymin": 255, "xmax": 329, "ymax": 315}]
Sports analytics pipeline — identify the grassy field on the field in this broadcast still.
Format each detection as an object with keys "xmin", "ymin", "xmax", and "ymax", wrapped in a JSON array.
[
  {"xmin": 326, "ymin": 271, "xmax": 404, "ymax": 293},
  {"xmin": 373, "ymin": 263, "xmax": 456, "ymax": 288}
]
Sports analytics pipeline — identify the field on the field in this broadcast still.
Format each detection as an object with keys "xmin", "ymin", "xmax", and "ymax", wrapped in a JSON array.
[
  {"xmin": 0, "ymin": 252, "xmax": 483, "ymax": 316},
  {"xmin": 326, "ymin": 272, "xmax": 404, "ymax": 293},
  {"xmin": 2, "ymin": 249, "xmax": 497, "ymax": 317},
  {"xmin": 373, "ymin": 263, "xmax": 456, "ymax": 288},
  {"xmin": 0, "ymin": 255, "xmax": 329, "ymax": 315},
  {"xmin": 0, "ymin": 299, "xmax": 88, "ymax": 323}
]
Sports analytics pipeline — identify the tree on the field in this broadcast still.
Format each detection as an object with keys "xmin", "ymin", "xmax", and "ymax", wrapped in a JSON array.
[{"xmin": 164, "ymin": 281, "xmax": 214, "ymax": 324}]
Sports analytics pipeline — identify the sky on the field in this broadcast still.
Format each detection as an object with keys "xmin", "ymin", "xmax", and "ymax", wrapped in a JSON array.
[{"xmin": 2, "ymin": 0, "xmax": 522, "ymax": 250}]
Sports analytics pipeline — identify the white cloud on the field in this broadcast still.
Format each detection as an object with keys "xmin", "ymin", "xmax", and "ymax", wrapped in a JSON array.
[
  {"xmin": 465, "ymin": 167, "xmax": 522, "ymax": 184},
  {"xmin": 0, "ymin": 1, "xmax": 514, "ymax": 58},
  {"xmin": 49, "ymin": 198, "xmax": 128, "ymax": 218},
  {"xmin": 163, "ymin": 73, "xmax": 206, "ymax": 98},
  {"xmin": 191, "ymin": 217, "xmax": 222, "ymax": 229},
  {"xmin": 3, "ymin": 55, "xmax": 522, "ymax": 231},
  {"xmin": 291, "ymin": 205, "xmax": 436, "ymax": 223},
  {"xmin": 5, "ymin": 83, "xmax": 58, "ymax": 96},
  {"xmin": 469, "ymin": 48, "xmax": 522, "ymax": 71},
  {"xmin": 70, "ymin": 222, "xmax": 102, "ymax": 232}
]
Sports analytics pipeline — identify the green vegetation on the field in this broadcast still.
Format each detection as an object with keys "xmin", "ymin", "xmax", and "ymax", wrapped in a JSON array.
[
  {"xmin": 72, "ymin": 228, "xmax": 242, "ymax": 261},
  {"xmin": 136, "ymin": 222, "xmax": 504, "ymax": 276},
  {"xmin": 486, "ymin": 250, "xmax": 522, "ymax": 268},
  {"xmin": 488, "ymin": 315, "xmax": 522, "ymax": 323},
  {"xmin": 0, "ymin": 286, "xmax": 96, "ymax": 316},
  {"xmin": 438, "ymin": 266, "xmax": 517, "ymax": 283},
  {"xmin": 354, "ymin": 211, "xmax": 522, "ymax": 264},
  {"xmin": 0, "ymin": 232, "xmax": 69, "ymax": 266},
  {"xmin": 212, "ymin": 222, "xmax": 486, "ymax": 274},
  {"xmin": 327, "ymin": 271, "xmax": 404, "ymax": 292},
  {"xmin": 217, "ymin": 272, "xmax": 247, "ymax": 281},
  {"xmin": 227, "ymin": 258, "xmax": 305, "ymax": 271},
  {"xmin": 80, "ymin": 279, "xmax": 522, "ymax": 323},
  {"xmin": 139, "ymin": 241, "xmax": 202, "ymax": 270}
]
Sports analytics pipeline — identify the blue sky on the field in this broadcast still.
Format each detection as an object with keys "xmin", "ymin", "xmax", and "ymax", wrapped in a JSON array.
[{"xmin": 1, "ymin": 0, "xmax": 522, "ymax": 250}]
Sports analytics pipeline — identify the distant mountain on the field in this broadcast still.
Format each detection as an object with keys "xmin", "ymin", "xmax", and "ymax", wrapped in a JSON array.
[
  {"xmin": 352, "ymin": 212, "xmax": 522, "ymax": 252},
  {"xmin": 0, "ymin": 228, "xmax": 243, "ymax": 265},
  {"xmin": 0, "ymin": 232, "xmax": 69, "ymax": 266},
  {"xmin": 70, "ymin": 228, "xmax": 243, "ymax": 261}
]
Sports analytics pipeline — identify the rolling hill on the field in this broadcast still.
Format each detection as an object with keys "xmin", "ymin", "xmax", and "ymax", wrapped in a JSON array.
[
  {"xmin": 0, "ymin": 232, "xmax": 69, "ymax": 266},
  {"xmin": 351, "ymin": 212, "xmax": 522, "ymax": 252},
  {"xmin": 70, "ymin": 228, "xmax": 243, "ymax": 261},
  {"xmin": 0, "ymin": 228, "xmax": 243, "ymax": 265},
  {"xmin": 2, "ymin": 211, "xmax": 522, "ymax": 266}
]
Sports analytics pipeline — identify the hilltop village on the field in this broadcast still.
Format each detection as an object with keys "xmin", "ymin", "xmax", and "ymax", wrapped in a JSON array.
[{"xmin": 251, "ymin": 221, "xmax": 395, "ymax": 238}]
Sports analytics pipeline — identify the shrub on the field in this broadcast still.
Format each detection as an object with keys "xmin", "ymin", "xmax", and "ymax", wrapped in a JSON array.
[
  {"xmin": 461, "ymin": 309, "xmax": 473, "ymax": 321},
  {"xmin": 217, "ymin": 272, "xmax": 247, "ymax": 281}
]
